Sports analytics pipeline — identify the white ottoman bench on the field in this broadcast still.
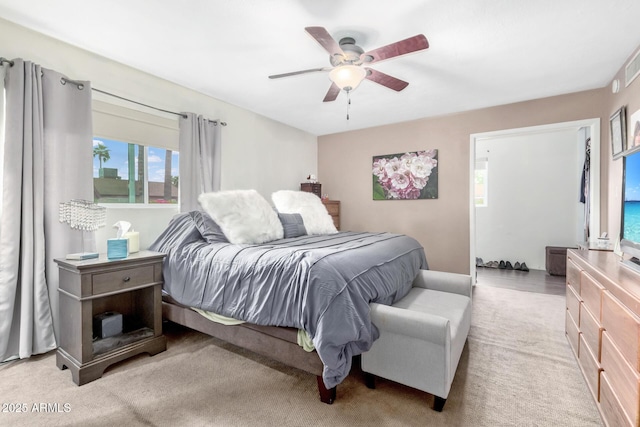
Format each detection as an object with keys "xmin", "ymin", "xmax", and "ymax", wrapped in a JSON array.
[{"xmin": 361, "ymin": 269, "xmax": 473, "ymax": 411}]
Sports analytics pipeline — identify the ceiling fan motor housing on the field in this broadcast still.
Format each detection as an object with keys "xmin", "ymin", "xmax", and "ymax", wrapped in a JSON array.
[{"xmin": 330, "ymin": 37, "xmax": 365, "ymax": 66}]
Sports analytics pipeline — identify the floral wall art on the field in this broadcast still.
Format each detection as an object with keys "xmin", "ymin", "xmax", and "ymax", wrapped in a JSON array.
[{"xmin": 372, "ymin": 149, "xmax": 438, "ymax": 200}]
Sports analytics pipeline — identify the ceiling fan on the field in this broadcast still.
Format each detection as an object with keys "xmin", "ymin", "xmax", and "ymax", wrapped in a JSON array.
[{"xmin": 269, "ymin": 27, "xmax": 429, "ymax": 102}]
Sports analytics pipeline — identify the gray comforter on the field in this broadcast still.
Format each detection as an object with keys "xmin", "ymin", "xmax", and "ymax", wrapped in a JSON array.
[{"xmin": 150, "ymin": 212, "xmax": 428, "ymax": 388}]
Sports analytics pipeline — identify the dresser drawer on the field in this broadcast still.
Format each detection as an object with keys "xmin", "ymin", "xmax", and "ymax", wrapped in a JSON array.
[
  {"xmin": 566, "ymin": 284, "xmax": 581, "ymax": 326},
  {"xmin": 92, "ymin": 265, "xmax": 155, "ymax": 295},
  {"xmin": 300, "ymin": 183, "xmax": 321, "ymax": 197},
  {"xmin": 566, "ymin": 257, "xmax": 582, "ymax": 291},
  {"xmin": 579, "ymin": 334, "xmax": 602, "ymax": 402},
  {"xmin": 602, "ymin": 291, "xmax": 640, "ymax": 372},
  {"xmin": 602, "ymin": 331, "xmax": 640, "ymax": 425},
  {"xmin": 601, "ymin": 372, "xmax": 634, "ymax": 427},
  {"xmin": 322, "ymin": 200, "xmax": 338, "ymax": 215},
  {"xmin": 580, "ymin": 301, "xmax": 603, "ymax": 361},
  {"xmin": 580, "ymin": 271, "xmax": 604, "ymax": 321},
  {"xmin": 321, "ymin": 200, "xmax": 340, "ymax": 230},
  {"xmin": 566, "ymin": 309, "xmax": 580, "ymax": 357}
]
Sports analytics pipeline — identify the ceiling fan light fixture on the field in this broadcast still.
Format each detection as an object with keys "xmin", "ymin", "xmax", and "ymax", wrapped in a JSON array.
[{"xmin": 329, "ymin": 65, "xmax": 367, "ymax": 92}]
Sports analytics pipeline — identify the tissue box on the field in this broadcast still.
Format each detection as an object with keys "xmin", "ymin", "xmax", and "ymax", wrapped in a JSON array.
[
  {"xmin": 107, "ymin": 238, "xmax": 129, "ymax": 259},
  {"xmin": 93, "ymin": 311, "xmax": 123, "ymax": 338}
]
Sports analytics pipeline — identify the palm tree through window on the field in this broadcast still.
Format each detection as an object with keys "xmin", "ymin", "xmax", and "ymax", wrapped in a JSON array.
[{"xmin": 93, "ymin": 138, "xmax": 179, "ymax": 204}]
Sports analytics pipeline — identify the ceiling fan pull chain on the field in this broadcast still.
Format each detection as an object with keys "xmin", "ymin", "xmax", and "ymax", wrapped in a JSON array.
[{"xmin": 346, "ymin": 91, "xmax": 351, "ymax": 120}]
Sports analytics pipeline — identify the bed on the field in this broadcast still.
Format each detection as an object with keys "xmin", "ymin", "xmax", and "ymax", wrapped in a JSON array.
[{"xmin": 149, "ymin": 192, "xmax": 427, "ymax": 404}]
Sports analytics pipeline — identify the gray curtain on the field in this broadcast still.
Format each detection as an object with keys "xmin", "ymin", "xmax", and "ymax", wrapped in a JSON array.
[
  {"xmin": 0, "ymin": 59, "xmax": 93, "ymax": 362},
  {"xmin": 178, "ymin": 113, "xmax": 221, "ymax": 212}
]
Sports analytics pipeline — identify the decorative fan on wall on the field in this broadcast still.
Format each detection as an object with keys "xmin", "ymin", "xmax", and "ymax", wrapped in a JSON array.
[{"xmin": 268, "ymin": 27, "xmax": 429, "ymax": 102}]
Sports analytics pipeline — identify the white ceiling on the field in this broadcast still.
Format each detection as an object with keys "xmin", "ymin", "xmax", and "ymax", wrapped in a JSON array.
[{"xmin": 1, "ymin": 0, "xmax": 640, "ymax": 136}]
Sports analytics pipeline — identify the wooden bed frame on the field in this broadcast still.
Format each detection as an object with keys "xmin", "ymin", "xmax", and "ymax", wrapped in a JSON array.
[{"xmin": 162, "ymin": 297, "xmax": 337, "ymax": 404}]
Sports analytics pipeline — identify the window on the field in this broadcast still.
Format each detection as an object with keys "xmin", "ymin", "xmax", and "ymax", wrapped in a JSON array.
[
  {"xmin": 92, "ymin": 99, "xmax": 180, "ymax": 206},
  {"xmin": 93, "ymin": 138, "xmax": 179, "ymax": 204},
  {"xmin": 475, "ymin": 157, "xmax": 488, "ymax": 207}
]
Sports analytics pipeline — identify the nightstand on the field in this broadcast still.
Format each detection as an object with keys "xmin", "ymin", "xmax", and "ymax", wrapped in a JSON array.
[
  {"xmin": 322, "ymin": 200, "xmax": 340, "ymax": 230},
  {"xmin": 55, "ymin": 250, "xmax": 167, "ymax": 385}
]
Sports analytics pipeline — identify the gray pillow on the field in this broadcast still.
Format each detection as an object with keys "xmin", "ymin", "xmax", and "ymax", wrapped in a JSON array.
[
  {"xmin": 278, "ymin": 213, "xmax": 307, "ymax": 238},
  {"xmin": 190, "ymin": 210, "xmax": 229, "ymax": 243}
]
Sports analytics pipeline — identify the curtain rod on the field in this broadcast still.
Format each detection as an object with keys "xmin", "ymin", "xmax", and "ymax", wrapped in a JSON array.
[
  {"xmin": 62, "ymin": 79, "xmax": 226, "ymax": 126},
  {"xmin": 92, "ymin": 87, "xmax": 227, "ymax": 126},
  {"xmin": 91, "ymin": 87, "xmax": 227, "ymax": 126},
  {"xmin": 0, "ymin": 60, "xmax": 226, "ymax": 127},
  {"xmin": 92, "ymin": 86, "xmax": 186, "ymax": 119}
]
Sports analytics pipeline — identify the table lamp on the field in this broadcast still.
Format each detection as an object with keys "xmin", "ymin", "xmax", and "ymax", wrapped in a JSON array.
[{"xmin": 59, "ymin": 199, "xmax": 106, "ymax": 260}]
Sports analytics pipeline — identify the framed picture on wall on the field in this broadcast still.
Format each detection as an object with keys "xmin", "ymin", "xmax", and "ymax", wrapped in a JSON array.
[
  {"xmin": 372, "ymin": 149, "xmax": 438, "ymax": 200},
  {"xmin": 628, "ymin": 108, "xmax": 640, "ymax": 151},
  {"xmin": 610, "ymin": 106, "xmax": 626, "ymax": 160}
]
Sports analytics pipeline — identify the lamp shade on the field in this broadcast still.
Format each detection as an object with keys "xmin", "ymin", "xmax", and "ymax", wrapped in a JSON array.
[
  {"xmin": 329, "ymin": 65, "xmax": 367, "ymax": 92},
  {"xmin": 59, "ymin": 199, "xmax": 106, "ymax": 231}
]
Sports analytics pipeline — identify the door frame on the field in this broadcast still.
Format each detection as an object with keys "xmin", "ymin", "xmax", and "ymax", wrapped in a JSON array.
[{"xmin": 468, "ymin": 118, "xmax": 601, "ymax": 276}]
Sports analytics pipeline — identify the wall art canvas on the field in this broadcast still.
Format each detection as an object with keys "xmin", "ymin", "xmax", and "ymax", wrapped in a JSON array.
[
  {"xmin": 629, "ymin": 108, "xmax": 640, "ymax": 151},
  {"xmin": 610, "ymin": 106, "xmax": 626, "ymax": 160},
  {"xmin": 372, "ymin": 149, "xmax": 438, "ymax": 200}
]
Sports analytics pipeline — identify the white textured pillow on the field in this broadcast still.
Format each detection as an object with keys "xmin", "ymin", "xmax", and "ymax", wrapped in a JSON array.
[
  {"xmin": 198, "ymin": 190, "xmax": 284, "ymax": 244},
  {"xmin": 272, "ymin": 190, "xmax": 338, "ymax": 235}
]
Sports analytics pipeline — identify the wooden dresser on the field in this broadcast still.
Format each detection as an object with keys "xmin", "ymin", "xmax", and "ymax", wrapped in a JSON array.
[
  {"xmin": 565, "ymin": 249, "xmax": 640, "ymax": 426},
  {"xmin": 322, "ymin": 199, "xmax": 340, "ymax": 230},
  {"xmin": 301, "ymin": 182, "xmax": 321, "ymax": 198}
]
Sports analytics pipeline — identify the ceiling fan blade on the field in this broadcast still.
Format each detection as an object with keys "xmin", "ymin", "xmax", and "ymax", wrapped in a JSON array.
[
  {"xmin": 361, "ymin": 34, "xmax": 429, "ymax": 64},
  {"xmin": 365, "ymin": 68, "xmax": 409, "ymax": 91},
  {"xmin": 323, "ymin": 82, "xmax": 340, "ymax": 102},
  {"xmin": 269, "ymin": 67, "xmax": 330, "ymax": 79},
  {"xmin": 305, "ymin": 26, "xmax": 345, "ymax": 58}
]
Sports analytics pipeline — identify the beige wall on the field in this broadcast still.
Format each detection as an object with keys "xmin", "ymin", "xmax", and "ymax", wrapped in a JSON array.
[{"xmin": 319, "ymin": 89, "xmax": 610, "ymax": 274}]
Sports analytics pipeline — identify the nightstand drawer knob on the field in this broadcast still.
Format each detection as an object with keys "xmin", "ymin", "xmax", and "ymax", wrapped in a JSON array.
[{"xmin": 122, "ymin": 276, "xmax": 131, "ymax": 282}]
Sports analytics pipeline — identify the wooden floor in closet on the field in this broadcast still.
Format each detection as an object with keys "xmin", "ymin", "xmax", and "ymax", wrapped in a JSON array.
[{"xmin": 476, "ymin": 266, "xmax": 566, "ymax": 296}]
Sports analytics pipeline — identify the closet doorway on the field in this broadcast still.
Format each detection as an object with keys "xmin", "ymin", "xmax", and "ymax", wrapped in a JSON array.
[{"xmin": 469, "ymin": 119, "xmax": 600, "ymax": 276}]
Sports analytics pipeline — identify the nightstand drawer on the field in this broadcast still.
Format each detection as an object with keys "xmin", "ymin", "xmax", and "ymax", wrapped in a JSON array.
[
  {"xmin": 92, "ymin": 265, "xmax": 154, "ymax": 295},
  {"xmin": 323, "ymin": 201, "xmax": 339, "ymax": 215},
  {"xmin": 321, "ymin": 200, "xmax": 340, "ymax": 231}
]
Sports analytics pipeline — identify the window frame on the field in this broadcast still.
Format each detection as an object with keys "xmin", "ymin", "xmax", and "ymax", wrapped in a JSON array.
[{"xmin": 92, "ymin": 99, "xmax": 179, "ymax": 208}]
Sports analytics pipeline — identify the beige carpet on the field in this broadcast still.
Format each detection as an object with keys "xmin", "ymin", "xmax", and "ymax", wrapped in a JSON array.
[{"xmin": 0, "ymin": 285, "xmax": 603, "ymax": 426}]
